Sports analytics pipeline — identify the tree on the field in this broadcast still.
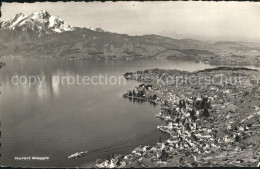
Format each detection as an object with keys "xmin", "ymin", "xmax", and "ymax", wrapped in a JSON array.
[
  {"xmin": 160, "ymin": 149, "xmax": 168, "ymax": 161},
  {"xmin": 235, "ymin": 134, "xmax": 240, "ymax": 142},
  {"xmin": 128, "ymin": 90, "xmax": 132, "ymax": 97},
  {"xmin": 132, "ymin": 90, "xmax": 136, "ymax": 97},
  {"xmin": 190, "ymin": 109, "xmax": 196, "ymax": 119},
  {"xmin": 202, "ymin": 108, "xmax": 210, "ymax": 117},
  {"xmin": 153, "ymin": 94, "xmax": 157, "ymax": 100}
]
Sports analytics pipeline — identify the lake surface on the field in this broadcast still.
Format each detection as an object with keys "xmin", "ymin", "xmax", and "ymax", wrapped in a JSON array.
[{"xmin": 0, "ymin": 57, "xmax": 214, "ymax": 167}]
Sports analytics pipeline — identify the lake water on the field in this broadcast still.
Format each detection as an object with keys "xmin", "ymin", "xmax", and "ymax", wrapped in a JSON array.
[{"xmin": 0, "ymin": 57, "xmax": 214, "ymax": 167}]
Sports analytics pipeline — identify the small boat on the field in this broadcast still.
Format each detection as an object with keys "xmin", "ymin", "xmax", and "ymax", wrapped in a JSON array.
[{"xmin": 68, "ymin": 150, "xmax": 88, "ymax": 159}]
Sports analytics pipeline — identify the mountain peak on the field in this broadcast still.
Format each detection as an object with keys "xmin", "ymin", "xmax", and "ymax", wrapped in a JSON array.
[
  {"xmin": 1, "ymin": 10, "xmax": 111, "ymax": 37},
  {"xmin": 39, "ymin": 10, "xmax": 48, "ymax": 14},
  {"xmin": 0, "ymin": 10, "xmax": 74, "ymax": 36},
  {"xmin": 31, "ymin": 10, "xmax": 51, "ymax": 19},
  {"xmin": 12, "ymin": 13, "xmax": 25, "ymax": 20}
]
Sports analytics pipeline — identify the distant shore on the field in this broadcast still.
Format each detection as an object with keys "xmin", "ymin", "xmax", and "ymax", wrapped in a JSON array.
[{"xmin": 2, "ymin": 53, "xmax": 260, "ymax": 68}]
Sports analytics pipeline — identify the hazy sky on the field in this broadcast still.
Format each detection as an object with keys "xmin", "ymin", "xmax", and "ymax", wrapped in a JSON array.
[{"xmin": 1, "ymin": 2, "xmax": 260, "ymax": 42}]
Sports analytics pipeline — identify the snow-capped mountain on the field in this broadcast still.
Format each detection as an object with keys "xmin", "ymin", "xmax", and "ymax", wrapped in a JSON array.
[
  {"xmin": 0, "ymin": 10, "xmax": 112, "ymax": 37},
  {"xmin": 0, "ymin": 10, "xmax": 258, "ymax": 64},
  {"xmin": 0, "ymin": 10, "xmax": 74, "ymax": 36}
]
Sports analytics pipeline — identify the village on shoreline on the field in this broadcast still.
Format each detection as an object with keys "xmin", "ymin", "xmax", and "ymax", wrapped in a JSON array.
[{"xmin": 96, "ymin": 67, "xmax": 260, "ymax": 168}]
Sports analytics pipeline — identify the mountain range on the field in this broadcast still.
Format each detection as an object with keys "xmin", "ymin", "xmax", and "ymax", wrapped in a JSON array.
[
  {"xmin": 0, "ymin": 10, "xmax": 74, "ymax": 35},
  {"xmin": 1, "ymin": 10, "xmax": 260, "ymax": 65}
]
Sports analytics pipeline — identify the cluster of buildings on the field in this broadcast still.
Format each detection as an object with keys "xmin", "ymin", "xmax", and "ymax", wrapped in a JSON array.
[{"xmin": 97, "ymin": 67, "xmax": 260, "ymax": 167}]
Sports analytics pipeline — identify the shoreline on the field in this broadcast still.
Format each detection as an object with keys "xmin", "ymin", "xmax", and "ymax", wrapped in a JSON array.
[
  {"xmin": 96, "ymin": 66, "xmax": 260, "ymax": 168},
  {"xmin": 2, "ymin": 54, "xmax": 260, "ymax": 68}
]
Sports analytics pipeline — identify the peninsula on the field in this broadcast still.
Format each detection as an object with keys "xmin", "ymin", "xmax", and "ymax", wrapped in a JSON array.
[{"xmin": 97, "ymin": 67, "xmax": 260, "ymax": 167}]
